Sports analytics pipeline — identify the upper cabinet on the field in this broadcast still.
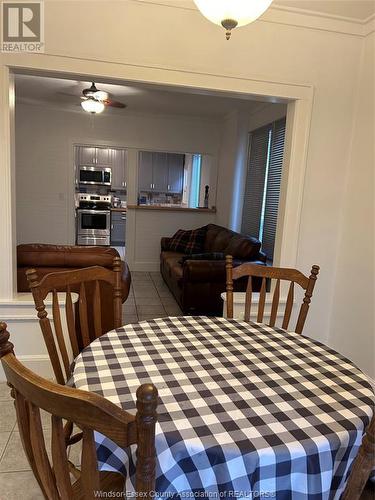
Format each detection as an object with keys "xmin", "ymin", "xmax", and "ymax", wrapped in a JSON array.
[
  {"xmin": 138, "ymin": 151, "xmax": 154, "ymax": 191},
  {"xmin": 152, "ymin": 152, "xmax": 169, "ymax": 192},
  {"xmin": 111, "ymin": 149, "xmax": 127, "ymax": 190},
  {"xmin": 138, "ymin": 151, "xmax": 185, "ymax": 193},
  {"xmin": 77, "ymin": 146, "xmax": 111, "ymax": 166},
  {"xmin": 96, "ymin": 147, "xmax": 111, "ymax": 166},
  {"xmin": 167, "ymin": 153, "xmax": 184, "ymax": 193}
]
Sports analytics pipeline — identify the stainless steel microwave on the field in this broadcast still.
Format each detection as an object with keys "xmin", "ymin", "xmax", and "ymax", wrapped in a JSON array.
[{"xmin": 78, "ymin": 166, "xmax": 112, "ymax": 186}]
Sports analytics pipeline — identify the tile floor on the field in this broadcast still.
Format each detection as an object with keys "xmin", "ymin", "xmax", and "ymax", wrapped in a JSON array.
[
  {"xmin": 123, "ymin": 271, "xmax": 182, "ymax": 323},
  {"xmin": 0, "ymin": 271, "xmax": 181, "ymax": 499}
]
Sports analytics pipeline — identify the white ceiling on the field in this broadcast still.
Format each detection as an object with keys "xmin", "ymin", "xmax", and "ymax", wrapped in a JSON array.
[
  {"xmin": 15, "ymin": 74, "xmax": 274, "ymax": 119},
  {"xmin": 274, "ymin": 0, "xmax": 375, "ymax": 21}
]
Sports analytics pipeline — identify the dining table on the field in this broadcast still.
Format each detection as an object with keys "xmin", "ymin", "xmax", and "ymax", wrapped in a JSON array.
[{"xmin": 72, "ymin": 315, "xmax": 374, "ymax": 499}]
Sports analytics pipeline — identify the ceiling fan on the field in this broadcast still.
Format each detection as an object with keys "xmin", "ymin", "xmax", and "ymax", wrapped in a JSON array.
[{"xmin": 80, "ymin": 82, "xmax": 126, "ymax": 114}]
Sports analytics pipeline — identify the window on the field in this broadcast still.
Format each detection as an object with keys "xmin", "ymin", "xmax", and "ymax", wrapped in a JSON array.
[
  {"xmin": 189, "ymin": 154, "xmax": 202, "ymax": 208},
  {"xmin": 241, "ymin": 117, "xmax": 286, "ymax": 262}
]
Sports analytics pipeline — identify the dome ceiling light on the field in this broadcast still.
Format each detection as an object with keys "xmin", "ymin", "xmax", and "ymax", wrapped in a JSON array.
[
  {"xmin": 81, "ymin": 96, "xmax": 105, "ymax": 114},
  {"xmin": 194, "ymin": 0, "xmax": 274, "ymax": 39}
]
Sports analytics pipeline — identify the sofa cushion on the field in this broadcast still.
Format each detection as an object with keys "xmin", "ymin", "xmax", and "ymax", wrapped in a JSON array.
[
  {"xmin": 168, "ymin": 228, "xmax": 206, "ymax": 254},
  {"xmin": 203, "ymin": 224, "xmax": 237, "ymax": 253},
  {"xmin": 202, "ymin": 224, "xmax": 261, "ymax": 260},
  {"xmin": 224, "ymin": 236, "xmax": 261, "ymax": 260}
]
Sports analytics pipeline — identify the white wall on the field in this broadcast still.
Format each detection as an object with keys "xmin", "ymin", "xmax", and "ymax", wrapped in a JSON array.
[
  {"xmin": 15, "ymin": 104, "xmax": 221, "ymax": 249},
  {"xmin": 216, "ymin": 104, "xmax": 288, "ymax": 232},
  {"xmin": 127, "ymin": 208, "xmax": 216, "ymax": 271},
  {"xmin": 329, "ymin": 32, "xmax": 375, "ymax": 378},
  {"xmin": 0, "ymin": 0, "xmax": 373, "ymax": 376}
]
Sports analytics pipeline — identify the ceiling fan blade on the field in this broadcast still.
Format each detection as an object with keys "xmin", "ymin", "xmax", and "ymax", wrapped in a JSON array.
[{"xmin": 103, "ymin": 99, "xmax": 126, "ymax": 109}]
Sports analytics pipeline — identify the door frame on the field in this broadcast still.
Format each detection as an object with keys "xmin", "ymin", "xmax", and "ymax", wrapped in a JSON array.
[{"xmin": 0, "ymin": 54, "xmax": 313, "ymax": 298}]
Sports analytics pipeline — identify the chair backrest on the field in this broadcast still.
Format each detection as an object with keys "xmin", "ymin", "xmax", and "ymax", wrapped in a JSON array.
[
  {"xmin": 0, "ymin": 322, "xmax": 157, "ymax": 499},
  {"xmin": 225, "ymin": 256, "xmax": 319, "ymax": 334},
  {"xmin": 27, "ymin": 257, "xmax": 123, "ymax": 384},
  {"xmin": 342, "ymin": 413, "xmax": 375, "ymax": 500}
]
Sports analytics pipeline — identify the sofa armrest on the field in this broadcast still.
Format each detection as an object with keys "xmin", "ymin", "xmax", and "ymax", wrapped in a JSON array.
[
  {"xmin": 161, "ymin": 237, "xmax": 172, "ymax": 251},
  {"xmin": 258, "ymin": 251, "xmax": 267, "ymax": 263},
  {"xmin": 249, "ymin": 259, "xmax": 267, "ymax": 267}
]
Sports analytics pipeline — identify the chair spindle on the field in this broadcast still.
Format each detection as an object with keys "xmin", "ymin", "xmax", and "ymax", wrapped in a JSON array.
[
  {"xmin": 269, "ymin": 279, "xmax": 280, "ymax": 327},
  {"xmin": 257, "ymin": 278, "xmax": 266, "ymax": 323}
]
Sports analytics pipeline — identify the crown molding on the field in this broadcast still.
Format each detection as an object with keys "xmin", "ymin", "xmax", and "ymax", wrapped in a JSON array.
[{"xmin": 132, "ymin": 0, "xmax": 375, "ymax": 37}]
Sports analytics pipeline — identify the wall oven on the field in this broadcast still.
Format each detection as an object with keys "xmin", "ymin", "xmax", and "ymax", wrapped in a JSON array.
[
  {"xmin": 76, "ymin": 209, "xmax": 111, "ymax": 246},
  {"xmin": 78, "ymin": 166, "xmax": 112, "ymax": 186}
]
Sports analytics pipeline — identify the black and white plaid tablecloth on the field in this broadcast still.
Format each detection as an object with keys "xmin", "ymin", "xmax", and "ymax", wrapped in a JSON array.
[{"xmin": 72, "ymin": 316, "xmax": 374, "ymax": 499}]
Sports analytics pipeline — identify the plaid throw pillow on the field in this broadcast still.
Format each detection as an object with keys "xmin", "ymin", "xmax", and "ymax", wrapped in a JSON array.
[{"xmin": 169, "ymin": 228, "xmax": 206, "ymax": 254}]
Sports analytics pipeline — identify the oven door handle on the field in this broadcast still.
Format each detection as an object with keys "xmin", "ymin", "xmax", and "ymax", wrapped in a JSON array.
[{"xmin": 77, "ymin": 210, "xmax": 110, "ymax": 215}]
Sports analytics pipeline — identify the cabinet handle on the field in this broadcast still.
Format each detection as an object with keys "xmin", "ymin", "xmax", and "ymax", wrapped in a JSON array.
[
  {"xmin": 167, "ymin": 184, "xmax": 170, "ymax": 191},
  {"xmin": 124, "ymin": 181, "xmax": 127, "ymax": 188}
]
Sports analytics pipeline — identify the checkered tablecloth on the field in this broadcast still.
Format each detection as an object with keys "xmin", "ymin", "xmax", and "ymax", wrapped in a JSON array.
[{"xmin": 72, "ymin": 316, "xmax": 374, "ymax": 499}]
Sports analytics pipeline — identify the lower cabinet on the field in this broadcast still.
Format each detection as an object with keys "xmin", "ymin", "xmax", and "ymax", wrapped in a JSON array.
[{"xmin": 110, "ymin": 211, "xmax": 126, "ymax": 246}]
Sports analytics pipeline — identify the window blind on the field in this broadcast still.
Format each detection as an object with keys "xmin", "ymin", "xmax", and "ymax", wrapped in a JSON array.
[
  {"xmin": 261, "ymin": 117, "xmax": 286, "ymax": 260},
  {"xmin": 241, "ymin": 124, "xmax": 271, "ymax": 237}
]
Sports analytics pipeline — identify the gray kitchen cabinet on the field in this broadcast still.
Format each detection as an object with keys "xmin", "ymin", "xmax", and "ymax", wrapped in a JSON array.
[
  {"xmin": 111, "ymin": 149, "xmax": 127, "ymax": 190},
  {"xmin": 152, "ymin": 152, "xmax": 168, "ymax": 192},
  {"xmin": 138, "ymin": 151, "xmax": 154, "ymax": 191},
  {"xmin": 138, "ymin": 151, "xmax": 184, "ymax": 193},
  {"xmin": 167, "ymin": 153, "xmax": 184, "ymax": 193},
  {"xmin": 77, "ymin": 146, "xmax": 111, "ymax": 165},
  {"xmin": 78, "ymin": 146, "xmax": 96, "ymax": 165},
  {"xmin": 111, "ymin": 211, "xmax": 126, "ymax": 245},
  {"xmin": 96, "ymin": 147, "xmax": 111, "ymax": 165}
]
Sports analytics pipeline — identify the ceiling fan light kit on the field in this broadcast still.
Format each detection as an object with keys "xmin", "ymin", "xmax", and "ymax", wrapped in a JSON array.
[
  {"xmin": 194, "ymin": 0, "xmax": 274, "ymax": 39},
  {"xmin": 80, "ymin": 82, "xmax": 126, "ymax": 114},
  {"xmin": 81, "ymin": 97, "xmax": 105, "ymax": 114}
]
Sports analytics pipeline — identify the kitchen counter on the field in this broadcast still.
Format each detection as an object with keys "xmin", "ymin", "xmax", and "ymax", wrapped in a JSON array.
[
  {"xmin": 111, "ymin": 207, "xmax": 127, "ymax": 212},
  {"xmin": 127, "ymin": 205, "xmax": 216, "ymax": 213}
]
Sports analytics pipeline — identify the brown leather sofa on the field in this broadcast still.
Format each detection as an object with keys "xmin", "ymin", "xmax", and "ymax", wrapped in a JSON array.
[
  {"xmin": 160, "ymin": 224, "xmax": 266, "ymax": 315},
  {"xmin": 17, "ymin": 244, "xmax": 131, "ymax": 335}
]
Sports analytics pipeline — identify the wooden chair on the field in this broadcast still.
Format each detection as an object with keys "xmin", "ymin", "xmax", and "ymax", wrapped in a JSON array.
[
  {"xmin": 225, "ymin": 256, "xmax": 319, "ymax": 334},
  {"xmin": 342, "ymin": 413, "xmax": 375, "ymax": 500},
  {"xmin": 0, "ymin": 322, "xmax": 157, "ymax": 499},
  {"xmin": 27, "ymin": 257, "xmax": 123, "ymax": 385}
]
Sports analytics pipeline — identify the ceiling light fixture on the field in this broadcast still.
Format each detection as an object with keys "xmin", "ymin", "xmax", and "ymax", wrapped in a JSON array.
[
  {"xmin": 194, "ymin": 0, "xmax": 274, "ymax": 39},
  {"xmin": 81, "ymin": 96, "xmax": 105, "ymax": 114}
]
